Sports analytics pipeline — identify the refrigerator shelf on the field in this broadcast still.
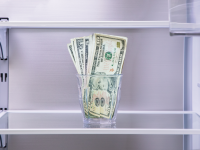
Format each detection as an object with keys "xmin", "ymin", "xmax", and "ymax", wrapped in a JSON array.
[
  {"xmin": 0, "ymin": 21, "xmax": 169, "ymax": 28},
  {"xmin": 0, "ymin": 110, "xmax": 199, "ymax": 135},
  {"xmin": 169, "ymin": 0, "xmax": 200, "ymax": 35}
]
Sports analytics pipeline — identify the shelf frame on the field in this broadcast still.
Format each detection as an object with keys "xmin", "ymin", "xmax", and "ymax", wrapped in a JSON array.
[
  {"xmin": 0, "ymin": 21, "xmax": 169, "ymax": 28},
  {"xmin": 0, "ymin": 128, "xmax": 200, "ymax": 135},
  {"xmin": 0, "ymin": 110, "xmax": 199, "ymax": 135}
]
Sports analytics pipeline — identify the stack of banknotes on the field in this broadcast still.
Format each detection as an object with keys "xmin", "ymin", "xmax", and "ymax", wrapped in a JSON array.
[{"xmin": 67, "ymin": 33, "xmax": 128, "ymax": 119}]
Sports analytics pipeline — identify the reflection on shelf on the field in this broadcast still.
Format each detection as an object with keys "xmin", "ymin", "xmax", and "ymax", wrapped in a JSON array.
[{"xmin": 83, "ymin": 123, "xmax": 116, "ymax": 128}]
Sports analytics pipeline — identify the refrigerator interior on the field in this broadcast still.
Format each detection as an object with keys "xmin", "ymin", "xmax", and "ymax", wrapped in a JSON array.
[{"xmin": 0, "ymin": 0, "xmax": 195, "ymax": 149}]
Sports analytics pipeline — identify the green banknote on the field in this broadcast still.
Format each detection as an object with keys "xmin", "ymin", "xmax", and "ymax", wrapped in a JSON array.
[{"xmin": 87, "ymin": 33, "xmax": 127, "ymax": 118}]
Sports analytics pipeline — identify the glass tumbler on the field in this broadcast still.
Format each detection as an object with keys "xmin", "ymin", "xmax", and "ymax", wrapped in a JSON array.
[{"xmin": 76, "ymin": 74, "xmax": 123, "ymax": 124}]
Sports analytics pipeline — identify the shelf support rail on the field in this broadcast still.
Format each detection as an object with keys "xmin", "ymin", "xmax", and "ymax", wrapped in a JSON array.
[
  {"xmin": 0, "ymin": 111, "xmax": 7, "ymax": 150},
  {"xmin": 0, "ymin": 18, "xmax": 8, "ymax": 150},
  {"xmin": 0, "ymin": 18, "xmax": 9, "ymax": 60},
  {"xmin": 0, "ymin": 18, "xmax": 9, "ymax": 110},
  {"xmin": 0, "ymin": 135, "xmax": 7, "ymax": 149}
]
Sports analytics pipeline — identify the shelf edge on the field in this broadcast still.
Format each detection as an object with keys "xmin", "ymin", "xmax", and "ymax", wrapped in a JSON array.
[
  {"xmin": 0, "ymin": 21, "xmax": 169, "ymax": 28},
  {"xmin": 0, "ymin": 129, "xmax": 199, "ymax": 135},
  {"xmin": 6, "ymin": 110, "xmax": 194, "ymax": 114}
]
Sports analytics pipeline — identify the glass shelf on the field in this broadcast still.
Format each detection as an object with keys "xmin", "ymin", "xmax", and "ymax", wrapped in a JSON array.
[
  {"xmin": 0, "ymin": 110, "xmax": 199, "ymax": 135},
  {"xmin": 0, "ymin": 21, "xmax": 169, "ymax": 28},
  {"xmin": 169, "ymin": 0, "xmax": 200, "ymax": 35}
]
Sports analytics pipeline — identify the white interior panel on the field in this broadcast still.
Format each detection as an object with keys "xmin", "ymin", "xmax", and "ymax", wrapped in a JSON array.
[
  {"xmin": 0, "ymin": 0, "xmax": 168, "ymax": 21},
  {"xmin": 191, "ymin": 0, "xmax": 200, "ymax": 115},
  {"xmin": 192, "ymin": 37, "xmax": 200, "ymax": 115},
  {"xmin": 7, "ymin": 135, "xmax": 182, "ymax": 150}
]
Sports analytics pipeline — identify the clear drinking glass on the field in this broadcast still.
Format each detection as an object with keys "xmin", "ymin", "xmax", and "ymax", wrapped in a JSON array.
[{"xmin": 76, "ymin": 74, "xmax": 123, "ymax": 125}]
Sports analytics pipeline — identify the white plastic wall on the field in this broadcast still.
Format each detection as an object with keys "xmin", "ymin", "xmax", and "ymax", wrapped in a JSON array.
[{"xmin": 192, "ymin": 37, "xmax": 200, "ymax": 115}]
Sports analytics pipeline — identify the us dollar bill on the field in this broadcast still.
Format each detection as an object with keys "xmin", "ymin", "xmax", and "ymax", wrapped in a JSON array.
[
  {"xmin": 88, "ymin": 33, "xmax": 127, "ymax": 118},
  {"xmin": 87, "ymin": 73, "xmax": 121, "ymax": 119},
  {"xmin": 89, "ymin": 33, "xmax": 127, "ymax": 75},
  {"xmin": 70, "ymin": 39, "xmax": 80, "ymax": 74},
  {"xmin": 67, "ymin": 43, "xmax": 79, "ymax": 72},
  {"xmin": 85, "ymin": 37, "xmax": 89, "ymax": 74},
  {"xmin": 87, "ymin": 34, "xmax": 94, "ymax": 75},
  {"xmin": 72, "ymin": 37, "xmax": 88, "ymax": 117},
  {"xmin": 74, "ymin": 37, "xmax": 85, "ymax": 75}
]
